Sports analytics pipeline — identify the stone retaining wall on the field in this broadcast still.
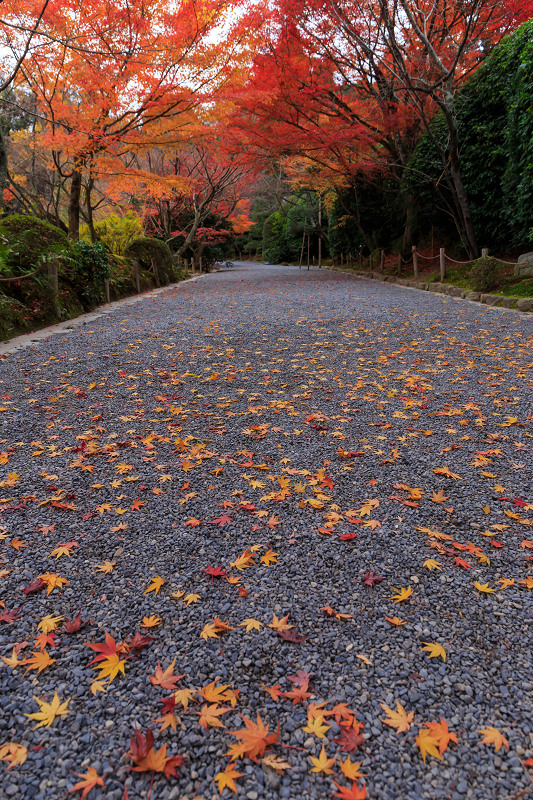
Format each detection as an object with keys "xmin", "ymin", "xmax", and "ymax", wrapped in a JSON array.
[{"xmin": 325, "ymin": 268, "xmax": 533, "ymax": 313}]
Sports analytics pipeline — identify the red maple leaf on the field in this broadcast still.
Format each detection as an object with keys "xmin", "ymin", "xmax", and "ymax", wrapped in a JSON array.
[
  {"xmin": 278, "ymin": 628, "xmax": 306, "ymax": 643},
  {"xmin": 335, "ymin": 724, "xmax": 364, "ymax": 753},
  {"xmin": 203, "ymin": 565, "xmax": 228, "ymax": 578},
  {"xmin": 361, "ymin": 571, "xmax": 385, "ymax": 588},
  {"xmin": 64, "ymin": 612, "xmax": 89, "ymax": 634},
  {"xmin": 209, "ymin": 514, "xmax": 233, "ymax": 526},
  {"xmin": 129, "ymin": 632, "xmax": 154, "ymax": 651}
]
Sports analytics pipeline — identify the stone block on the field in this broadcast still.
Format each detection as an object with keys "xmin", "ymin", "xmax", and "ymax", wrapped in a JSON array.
[
  {"xmin": 517, "ymin": 298, "xmax": 533, "ymax": 312},
  {"xmin": 465, "ymin": 291, "xmax": 481, "ymax": 301},
  {"xmin": 481, "ymin": 294, "xmax": 503, "ymax": 306},
  {"xmin": 446, "ymin": 286, "xmax": 466, "ymax": 298},
  {"xmin": 515, "ymin": 252, "xmax": 533, "ymax": 277}
]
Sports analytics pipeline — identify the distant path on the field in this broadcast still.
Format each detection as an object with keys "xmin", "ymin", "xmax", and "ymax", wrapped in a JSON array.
[{"xmin": 0, "ymin": 262, "xmax": 532, "ymax": 800}]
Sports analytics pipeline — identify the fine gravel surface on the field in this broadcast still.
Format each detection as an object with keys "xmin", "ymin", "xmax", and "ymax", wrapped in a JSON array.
[{"xmin": 0, "ymin": 262, "xmax": 532, "ymax": 800}]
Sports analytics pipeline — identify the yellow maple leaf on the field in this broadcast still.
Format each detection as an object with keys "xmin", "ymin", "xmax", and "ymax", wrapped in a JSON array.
[
  {"xmin": 478, "ymin": 726, "xmax": 509, "ymax": 751},
  {"xmin": 423, "ymin": 559, "xmax": 442, "ymax": 571},
  {"xmin": 240, "ymin": 618, "xmax": 263, "ymax": 632},
  {"xmin": 420, "ymin": 642, "xmax": 446, "ymax": 661},
  {"xmin": 198, "ymin": 703, "xmax": 231, "ymax": 729},
  {"xmin": 141, "ymin": 615, "xmax": 161, "ymax": 628},
  {"xmin": 25, "ymin": 692, "xmax": 71, "ymax": 728},
  {"xmin": 339, "ymin": 756, "xmax": 365, "ymax": 781},
  {"xmin": 268, "ymin": 613, "xmax": 293, "ymax": 631},
  {"xmin": 390, "ymin": 585, "xmax": 413, "ymax": 603},
  {"xmin": 215, "ymin": 763, "xmax": 243, "ymax": 793},
  {"xmin": 309, "ymin": 744, "xmax": 335, "ymax": 775},
  {"xmin": 473, "ymin": 581, "xmax": 495, "ymax": 594},
  {"xmin": 302, "ymin": 714, "xmax": 330, "ymax": 739},
  {"xmin": 143, "ymin": 575, "xmax": 164, "ymax": 595},
  {"xmin": 380, "ymin": 701, "xmax": 414, "ymax": 732},
  {"xmin": 416, "ymin": 728, "xmax": 443, "ymax": 762},
  {"xmin": 37, "ymin": 614, "xmax": 63, "ymax": 634},
  {"xmin": 0, "ymin": 742, "xmax": 28, "ymax": 770}
]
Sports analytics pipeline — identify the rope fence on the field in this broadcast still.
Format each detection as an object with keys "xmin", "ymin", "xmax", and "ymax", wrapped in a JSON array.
[{"xmin": 336, "ymin": 245, "xmax": 521, "ymax": 281}]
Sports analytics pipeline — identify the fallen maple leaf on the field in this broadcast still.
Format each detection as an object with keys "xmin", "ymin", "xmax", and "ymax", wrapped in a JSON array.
[
  {"xmin": 380, "ymin": 701, "xmax": 414, "ymax": 732},
  {"xmin": 384, "ymin": 615, "xmax": 406, "ymax": 626},
  {"xmin": 0, "ymin": 742, "xmax": 27, "ymax": 770},
  {"xmin": 143, "ymin": 575, "xmax": 165, "ymax": 595},
  {"xmin": 335, "ymin": 723, "xmax": 364, "ymax": 753},
  {"xmin": 416, "ymin": 728, "xmax": 443, "ymax": 762},
  {"xmin": 339, "ymin": 756, "xmax": 365, "ymax": 781},
  {"xmin": 22, "ymin": 650, "xmax": 56, "ymax": 676},
  {"xmin": 228, "ymin": 712, "xmax": 280, "ymax": 761},
  {"xmin": 309, "ymin": 743, "xmax": 336, "ymax": 774},
  {"xmin": 25, "ymin": 692, "xmax": 71, "ymax": 729},
  {"xmin": 390, "ymin": 585, "xmax": 413, "ymax": 603},
  {"xmin": 333, "ymin": 782, "xmax": 367, "ymax": 800},
  {"xmin": 422, "ymin": 719, "xmax": 458, "ymax": 754},
  {"xmin": 268, "ymin": 613, "xmax": 293, "ymax": 632},
  {"xmin": 215, "ymin": 763, "xmax": 243, "ymax": 793},
  {"xmin": 149, "ymin": 658, "xmax": 185, "ymax": 690},
  {"xmin": 68, "ymin": 766, "xmax": 104, "ymax": 798},
  {"xmin": 420, "ymin": 642, "xmax": 446, "ymax": 661},
  {"xmin": 278, "ymin": 627, "xmax": 306, "ymax": 643},
  {"xmin": 473, "ymin": 581, "xmax": 495, "ymax": 594},
  {"xmin": 478, "ymin": 726, "xmax": 509, "ymax": 751},
  {"xmin": 127, "ymin": 725, "xmax": 184, "ymax": 779},
  {"xmin": 198, "ymin": 703, "xmax": 231, "ymax": 729}
]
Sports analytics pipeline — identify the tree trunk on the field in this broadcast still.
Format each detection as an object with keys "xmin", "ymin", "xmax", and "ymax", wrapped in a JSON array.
[
  {"xmin": 68, "ymin": 169, "xmax": 82, "ymax": 241},
  {"xmin": 402, "ymin": 192, "xmax": 417, "ymax": 251},
  {"xmin": 85, "ymin": 177, "xmax": 96, "ymax": 243},
  {"xmin": 0, "ymin": 127, "xmax": 8, "ymax": 201},
  {"xmin": 443, "ymin": 106, "xmax": 478, "ymax": 259}
]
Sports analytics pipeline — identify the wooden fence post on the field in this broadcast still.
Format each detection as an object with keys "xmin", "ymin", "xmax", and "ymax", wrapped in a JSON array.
[
  {"xmin": 369, "ymin": 252, "xmax": 373, "ymax": 271},
  {"xmin": 199, "ymin": 255, "xmax": 203, "ymax": 273},
  {"xmin": 397, "ymin": 253, "xmax": 402, "ymax": 275},
  {"xmin": 439, "ymin": 248, "xmax": 446, "ymax": 281},
  {"xmin": 133, "ymin": 259, "xmax": 140, "ymax": 293},
  {"xmin": 412, "ymin": 245, "xmax": 418, "ymax": 278},
  {"xmin": 104, "ymin": 278, "xmax": 110, "ymax": 304},
  {"xmin": 481, "ymin": 248, "xmax": 489, "ymax": 258},
  {"xmin": 380, "ymin": 249, "xmax": 385, "ymax": 272},
  {"xmin": 151, "ymin": 257, "xmax": 160, "ymax": 287}
]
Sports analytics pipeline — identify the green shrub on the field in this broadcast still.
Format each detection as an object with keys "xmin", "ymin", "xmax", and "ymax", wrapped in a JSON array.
[
  {"xmin": 470, "ymin": 256, "xmax": 501, "ymax": 292},
  {"xmin": 0, "ymin": 214, "xmax": 70, "ymax": 275},
  {"xmin": 80, "ymin": 211, "xmax": 143, "ymax": 256},
  {"xmin": 69, "ymin": 240, "xmax": 110, "ymax": 309},
  {"xmin": 0, "ymin": 294, "xmax": 28, "ymax": 339},
  {"xmin": 124, "ymin": 236, "xmax": 173, "ymax": 284}
]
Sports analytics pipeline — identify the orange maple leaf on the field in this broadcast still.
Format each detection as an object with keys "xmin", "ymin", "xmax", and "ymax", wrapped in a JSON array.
[{"xmin": 227, "ymin": 712, "xmax": 280, "ymax": 761}]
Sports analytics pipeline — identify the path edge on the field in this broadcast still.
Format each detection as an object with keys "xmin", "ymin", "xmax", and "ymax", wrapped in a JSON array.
[
  {"xmin": 0, "ymin": 274, "xmax": 205, "ymax": 357},
  {"xmin": 322, "ymin": 266, "xmax": 533, "ymax": 317}
]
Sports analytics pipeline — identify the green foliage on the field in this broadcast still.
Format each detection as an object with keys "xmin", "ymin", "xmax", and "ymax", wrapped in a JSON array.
[
  {"xmin": 404, "ymin": 19, "xmax": 533, "ymax": 251},
  {"xmin": 80, "ymin": 211, "xmax": 143, "ymax": 255},
  {"xmin": 328, "ymin": 185, "xmax": 403, "ymax": 257},
  {"xmin": 0, "ymin": 294, "xmax": 28, "ymax": 339},
  {"xmin": 69, "ymin": 240, "xmax": 110, "ymax": 309},
  {"xmin": 469, "ymin": 257, "xmax": 501, "ymax": 292},
  {"xmin": 0, "ymin": 214, "xmax": 70, "ymax": 275},
  {"xmin": 124, "ymin": 236, "xmax": 173, "ymax": 283},
  {"xmin": 262, "ymin": 211, "xmax": 291, "ymax": 262},
  {"xmin": 261, "ymin": 194, "xmax": 323, "ymax": 263}
]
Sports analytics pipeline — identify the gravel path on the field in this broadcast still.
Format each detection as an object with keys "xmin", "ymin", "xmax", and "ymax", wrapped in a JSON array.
[{"xmin": 1, "ymin": 262, "xmax": 532, "ymax": 800}]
